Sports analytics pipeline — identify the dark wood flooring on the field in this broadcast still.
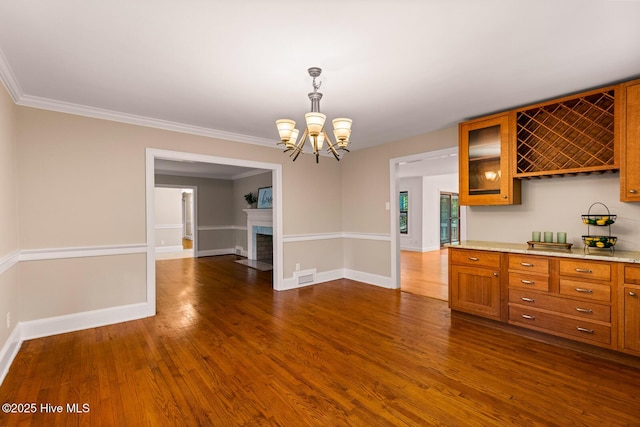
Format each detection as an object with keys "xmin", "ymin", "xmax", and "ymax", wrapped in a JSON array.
[{"xmin": 1, "ymin": 255, "xmax": 640, "ymax": 425}]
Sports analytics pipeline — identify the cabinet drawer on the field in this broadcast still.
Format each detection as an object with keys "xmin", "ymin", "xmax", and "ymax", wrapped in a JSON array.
[
  {"xmin": 508, "ymin": 254, "xmax": 549, "ymax": 275},
  {"xmin": 509, "ymin": 289, "xmax": 611, "ymax": 322},
  {"xmin": 450, "ymin": 249, "xmax": 500, "ymax": 268},
  {"xmin": 559, "ymin": 279, "xmax": 611, "ymax": 303},
  {"xmin": 559, "ymin": 259, "xmax": 611, "ymax": 282},
  {"xmin": 624, "ymin": 265, "xmax": 640, "ymax": 285},
  {"xmin": 508, "ymin": 272, "xmax": 550, "ymax": 292},
  {"xmin": 509, "ymin": 306, "xmax": 611, "ymax": 345}
]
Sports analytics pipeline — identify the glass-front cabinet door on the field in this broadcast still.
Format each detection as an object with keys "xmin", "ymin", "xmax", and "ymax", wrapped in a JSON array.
[{"xmin": 459, "ymin": 113, "xmax": 521, "ymax": 205}]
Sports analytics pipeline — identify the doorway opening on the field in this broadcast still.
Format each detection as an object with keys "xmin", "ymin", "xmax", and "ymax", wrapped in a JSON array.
[
  {"xmin": 440, "ymin": 192, "xmax": 459, "ymax": 247},
  {"xmin": 145, "ymin": 148, "xmax": 284, "ymax": 317},
  {"xmin": 390, "ymin": 146, "xmax": 464, "ymax": 300},
  {"xmin": 154, "ymin": 185, "xmax": 197, "ymax": 260}
]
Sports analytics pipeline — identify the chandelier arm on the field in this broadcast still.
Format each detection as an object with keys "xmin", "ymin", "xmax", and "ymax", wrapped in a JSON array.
[
  {"xmin": 322, "ymin": 129, "xmax": 341, "ymax": 161},
  {"xmin": 290, "ymin": 128, "xmax": 309, "ymax": 161},
  {"xmin": 291, "ymin": 128, "xmax": 307, "ymax": 161}
]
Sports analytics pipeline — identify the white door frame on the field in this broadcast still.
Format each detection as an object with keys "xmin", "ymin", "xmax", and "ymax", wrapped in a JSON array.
[
  {"xmin": 145, "ymin": 148, "xmax": 284, "ymax": 316},
  {"xmin": 389, "ymin": 147, "xmax": 461, "ymax": 289}
]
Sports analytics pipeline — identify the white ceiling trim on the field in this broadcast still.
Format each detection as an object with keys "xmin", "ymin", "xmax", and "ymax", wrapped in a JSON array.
[
  {"xmin": 0, "ymin": 50, "xmax": 339, "ymax": 158},
  {"xmin": 0, "ymin": 48, "xmax": 22, "ymax": 102},
  {"xmin": 0, "ymin": 48, "xmax": 277, "ymax": 148},
  {"xmin": 17, "ymin": 93, "xmax": 277, "ymax": 148}
]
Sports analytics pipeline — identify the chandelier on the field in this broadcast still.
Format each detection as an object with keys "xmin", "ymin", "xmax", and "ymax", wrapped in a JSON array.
[{"xmin": 276, "ymin": 67, "xmax": 352, "ymax": 162}]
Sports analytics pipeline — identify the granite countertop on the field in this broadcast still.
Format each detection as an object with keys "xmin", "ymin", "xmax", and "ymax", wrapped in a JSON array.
[{"xmin": 446, "ymin": 240, "xmax": 640, "ymax": 264}]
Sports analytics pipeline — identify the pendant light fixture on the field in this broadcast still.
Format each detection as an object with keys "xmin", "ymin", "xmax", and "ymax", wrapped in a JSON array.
[{"xmin": 276, "ymin": 67, "xmax": 352, "ymax": 162}]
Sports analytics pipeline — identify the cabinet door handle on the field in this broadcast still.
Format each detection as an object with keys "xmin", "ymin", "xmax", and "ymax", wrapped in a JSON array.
[
  {"xmin": 520, "ymin": 262, "xmax": 534, "ymax": 267},
  {"xmin": 520, "ymin": 279, "xmax": 535, "ymax": 285},
  {"xmin": 575, "ymin": 288, "xmax": 594, "ymax": 294},
  {"xmin": 521, "ymin": 314, "xmax": 536, "ymax": 320},
  {"xmin": 468, "ymin": 257, "xmax": 479, "ymax": 261},
  {"xmin": 577, "ymin": 327, "xmax": 595, "ymax": 334},
  {"xmin": 520, "ymin": 297, "xmax": 535, "ymax": 303},
  {"xmin": 502, "ymin": 195, "xmax": 507, "ymax": 199},
  {"xmin": 630, "ymin": 189, "xmax": 638, "ymax": 194},
  {"xmin": 574, "ymin": 268, "xmax": 592, "ymax": 274},
  {"xmin": 575, "ymin": 307, "xmax": 593, "ymax": 314},
  {"xmin": 630, "ymin": 291, "xmax": 637, "ymax": 297},
  {"xmin": 493, "ymin": 272, "xmax": 499, "ymax": 277}
]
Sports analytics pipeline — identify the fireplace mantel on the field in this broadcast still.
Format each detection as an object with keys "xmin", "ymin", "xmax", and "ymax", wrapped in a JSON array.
[{"xmin": 244, "ymin": 209, "xmax": 272, "ymax": 260}]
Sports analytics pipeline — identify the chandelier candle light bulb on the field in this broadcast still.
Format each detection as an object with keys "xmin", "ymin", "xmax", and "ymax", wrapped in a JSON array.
[{"xmin": 276, "ymin": 67, "xmax": 352, "ymax": 162}]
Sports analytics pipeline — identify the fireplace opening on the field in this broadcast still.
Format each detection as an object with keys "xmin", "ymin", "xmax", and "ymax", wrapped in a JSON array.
[{"xmin": 256, "ymin": 233, "xmax": 273, "ymax": 263}]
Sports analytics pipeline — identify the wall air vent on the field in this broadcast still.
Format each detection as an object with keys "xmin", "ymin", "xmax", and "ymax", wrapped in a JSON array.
[
  {"xmin": 298, "ymin": 274, "xmax": 314, "ymax": 285},
  {"xmin": 295, "ymin": 269, "xmax": 317, "ymax": 286}
]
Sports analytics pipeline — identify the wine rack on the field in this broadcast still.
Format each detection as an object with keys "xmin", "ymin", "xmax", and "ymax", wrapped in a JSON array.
[{"xmin": 515, "ymin": 88, "xmax": 617, "ymax": 178}]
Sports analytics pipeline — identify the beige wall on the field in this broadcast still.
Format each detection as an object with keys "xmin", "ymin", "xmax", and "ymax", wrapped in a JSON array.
[
  {"xmin": 12, "ymin": 105, "xmax": 346, "ymax": 326},
  {"xmin": 0, "ymin": 84, "xmax": 17, "ymax": 256},
  {"xmin": 233, "ymin": 171, "xmax": 272, "ymax": 225},
  {"xmin": 7, "ymin": 81, "xmax": 639, "ymax": 353},
  {"xmin": 340, "ymin": 127, "xmax": 459, "ymax": 276},
  {"xmin": 232, "ymin": 171, "xmax": 272, "ymax": 251},
  {"xmin": 154, "ymin": 187, "xmax": 184, "ymax": 249},
  {"xmin": 155, "ymin": 187, "xmax": 183, "ymax": 225},
  {"xmin": 0, "ymin": 82, "xmax": 18, "ymax": 352},
  {"xmin": 467, "ymin": 174, "xmax": 640, "ymax": 250},
  {"xmin": 19, "ymin": 254, "xmax": 147, "ymax": 320}
]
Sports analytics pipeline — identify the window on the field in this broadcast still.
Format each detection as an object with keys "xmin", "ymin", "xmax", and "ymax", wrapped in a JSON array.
[{"xmin": 399, "ymin": 191, "xmax": 408, "ymax": 234}]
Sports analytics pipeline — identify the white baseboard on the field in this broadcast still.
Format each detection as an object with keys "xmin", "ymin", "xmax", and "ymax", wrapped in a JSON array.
[
  {"xmin": 234, "ymin": 246, "xmax": 248, "ymax": 257},
  {"xmin": 344, "ymin": 269, "xmax": 395, "ymax": 289},
  {"xmin": 0, "ymin": 325, "xmax": 22, "ymax": 386},
  {"xmin": 155, "ymin": 245, "xmax": 184, "ymax": 253},
  {"xmin": 400, "ymin": 245, "xmax": 441, "ymax": 253},
  {"xmin": 0, "ymin": 302, "xmax": 152, "ymax": 386},
  {"xmin": 400, "ymin": 245, "xmax": 423, "ymax": 252},
  {"xmin": 197, "ymin": 248, "xmax": 235, "ymax": 257},
  {"xmin": 279, "ymin": 268, "xmax": 394, "ymax": 291},
  {"xmin": 279, "ymin": 269, "xmax": 343, "ymax": 291}
]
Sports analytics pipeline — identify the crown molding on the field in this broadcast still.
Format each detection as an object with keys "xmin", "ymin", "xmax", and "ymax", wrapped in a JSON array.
[
  {"xmin": 0, "ymin": 47, "xmax": 339, "ymax": 156},
  {"xmin": 0, "ymin": 49, "xmax": 23, "ymax": 102},
  {"xmin": 17, "ymin": 94, "xmax": 277, "ymax": 148}
]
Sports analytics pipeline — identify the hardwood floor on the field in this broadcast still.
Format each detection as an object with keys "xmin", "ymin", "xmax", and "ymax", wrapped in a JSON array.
[
  {"xmin": 1, "ymin": 255, "xmax": 640, "ymax": 426},
  {"xmin": 401, "ymin": 249, "xmax": 448, "ymax": 301}
]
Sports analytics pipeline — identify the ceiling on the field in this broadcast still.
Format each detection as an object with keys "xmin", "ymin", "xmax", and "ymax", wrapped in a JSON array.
[{"xmin": 1, "ymin": 0, "xmax": 639, "ymax": 159}]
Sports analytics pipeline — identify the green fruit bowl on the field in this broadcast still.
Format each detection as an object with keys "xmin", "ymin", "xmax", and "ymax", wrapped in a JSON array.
[
  {"xmin": 581, "ymin": 214, "xmax": 616, "ymax": 226},
  {"xmin": 582, "ymin": 235, "xmax": 617, "ymax": 248}
]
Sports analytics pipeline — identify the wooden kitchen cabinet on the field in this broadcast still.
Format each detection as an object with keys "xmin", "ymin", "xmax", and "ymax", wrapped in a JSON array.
[
  {"xmin": 509, "ymin": 257, "xmax": 616, "ymax": 349},
  {"xmin": 449, "ymin": 248, "xmax": 503, "ymax": 321},
  {"xmin": 458, "ymin": 113, "xmax": 521, "ymax": 206},
  {"xmin": 448, "ymin": 245, "xmax": 640, "ymax": 355},
  {"xmin": 619, "ymin": 264, "xmax": 640, "ymax": 355},
  {"xmin": 620, "ymin": 80, "xmax": 640, "ymax": 202}
]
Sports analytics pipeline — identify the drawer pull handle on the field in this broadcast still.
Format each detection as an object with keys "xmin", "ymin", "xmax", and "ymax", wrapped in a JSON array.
[
  {"xmin": 493, "ymin": 272, "xmax": 499, "ymax": 277},
  {"xmin": 521, "ymin": 280, "xmax": 535, "ymax": 285},
  {"xmin": 575, "ymin": 288, "xmax": 593, "ymax": 294},
  {"xmin": 520, "ymin": 262, "xmax": 534, "ymax": 267},
  {"xmin": 630, "ymin": 189, "xmax": 638, "ymax": 194},
  {"xmin": 577, "ymin": 327, "xmax": 594, "ymax": 334},
  {"xmin": 630, "ymin": 292, "xmax": 637, "ymax": 297},
  {"xmin": 575, "ymin": 268, "xmax": 592, "ymax": 274},
  {"xmin": 521, "ymin": 314, "xmax": 536, "ymax": 320},
  {"xmin": 520, "ymin": 297, "xmax": 535, "ymax": 303},
  {"xmin": 468, "ymin": 257, "xmax": 479, "ymax": 261},
  {"xmin": 575, "ymin": 307, "xmax": 593, "ymax": 314}
]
